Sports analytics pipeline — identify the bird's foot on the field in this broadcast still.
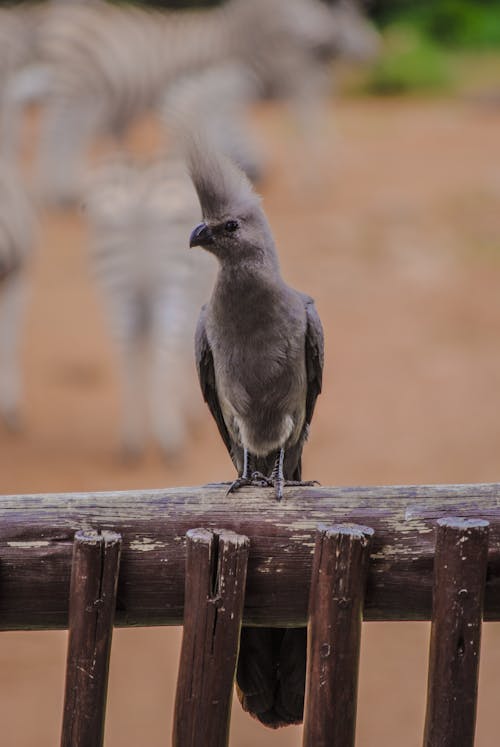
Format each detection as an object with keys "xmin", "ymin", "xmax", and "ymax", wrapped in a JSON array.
[
  {"xmin": 226, "ymin": 475, "xmax": 270, "ymax": 495},
  {"xmin": 226, "ymin": 472, "xmax": 277, "ymax": 495},
  {"xmin": 225, "ymin": 474, "xmax": 320, "ymax": 501},
  {"xmin": 271, "ymin": 478, "xmax": 321, "ymax": 502},
  {"xmin": 240, "ymin": 472, "xmax": 285, "ymax": 501},
  {"xmin": 250, "ymin": 471, "xmax": 274, "ymax": 487},
  {"xmin": 226, "ymin": 477, "xmax": 251, "ymax": 494}
]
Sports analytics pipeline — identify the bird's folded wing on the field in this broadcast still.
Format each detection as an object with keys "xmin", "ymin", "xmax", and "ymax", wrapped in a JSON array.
[
  {"xmin": 304, "ymin": 296, "xmax": 324, "ymax": 426},
  {"xmin": 195, "ymin": 305, "xmax": 234, "ymax": 456}
]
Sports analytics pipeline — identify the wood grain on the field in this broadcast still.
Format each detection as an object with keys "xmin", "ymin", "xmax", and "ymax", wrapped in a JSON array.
[
  {"xmin": 61, "ymin": 530, "xmax": 121, "ymax": 747},
  {"xmin": 173, "ymin": 529, "xmax": 249, "ymax": 747},
  {"xmin": 303, "ymin": 524, "xmax": 373, "ymax": 747},
  {"xmin": 0, "ymin": 482, "xmax": 498, "ymax": 628},
  {"xmin": 423, "ymin": 517, "xmax": 489, "ymax": 747}
]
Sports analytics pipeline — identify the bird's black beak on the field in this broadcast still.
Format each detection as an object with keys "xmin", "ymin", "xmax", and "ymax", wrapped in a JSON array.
[{"xmin": 189, "ymin": 222, "xmax": 214, "ymax": 248}]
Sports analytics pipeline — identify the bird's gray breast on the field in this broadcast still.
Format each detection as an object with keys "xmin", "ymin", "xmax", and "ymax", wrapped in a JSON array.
[{"xmin": 208, "ymin": 295, "xmax": 308, "ymax": 456}]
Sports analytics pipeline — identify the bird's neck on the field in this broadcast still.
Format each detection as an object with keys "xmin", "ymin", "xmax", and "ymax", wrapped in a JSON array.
[
  {"xmin": 219, "ymin": 238, "xmax": 281, "ymax": 276},
  {"xmin": 212, "ymin": 257, "xmax": 286, "ymax": 318},
  {"xmin": 217, "ymin": 251, "xmax": 282, "ymax": 288}
]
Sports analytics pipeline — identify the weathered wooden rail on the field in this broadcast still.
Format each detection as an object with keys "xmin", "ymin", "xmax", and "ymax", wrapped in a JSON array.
[
  {"xmin": 0, "ymin": 481, "xmax": 497, "ymax": 745},
  {"xmin": 0, "ymin": 482, "xmax": 499, "ymax": 628}
]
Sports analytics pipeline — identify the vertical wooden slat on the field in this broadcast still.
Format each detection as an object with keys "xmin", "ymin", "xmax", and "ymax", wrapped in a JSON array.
[
  {"xmin": 173, "ymin": 528, "xmax": 249, "ymax": 747},
  {"xmin": 423, "ymin": 517, "xmax": 489, "ymax": 747},
  {"xmin": 61, "ymin": 529, "xmax": 122, "ymax": 747},
  {"xmin": 303, "ymin": 523, "xmax": 374, "ymax": 747}
]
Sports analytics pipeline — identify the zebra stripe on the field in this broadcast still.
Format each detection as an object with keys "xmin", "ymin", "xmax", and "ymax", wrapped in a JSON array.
[
  {"xmin": 0, "ymin": 4, "xmax": 39, "ymax": 163},
  {"xmin": 20, "ymin": 0, "xmax": 378, "ymax": 203},
  {"xmin": 84, "ymin": 152, "xmax": 216, "ymax": 459},
  {"xmin": 0, "ymin": 162, "xmax": 36, "ymax": 430},
  {"xmin": 161, "ymin": 64, "xmax": 264, "ymax": 184}
]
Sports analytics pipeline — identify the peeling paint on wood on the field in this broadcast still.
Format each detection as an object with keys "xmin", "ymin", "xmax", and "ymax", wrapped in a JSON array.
[
  {"xmin": 129, "ymin": 538, "xmax": 166, "ymax": 552},
  {"xmin": 0, "ymin": 483, "xmax": 498, "ymax": 629}
]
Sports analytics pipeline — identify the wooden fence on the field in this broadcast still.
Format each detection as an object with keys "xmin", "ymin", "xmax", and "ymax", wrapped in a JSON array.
[{"xmin": 0, "ymin": 481, "xmax": 498, "ymax": 745}]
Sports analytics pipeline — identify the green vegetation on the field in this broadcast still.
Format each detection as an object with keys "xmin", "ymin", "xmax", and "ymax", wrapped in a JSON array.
[
  {"xmin": 364, "ymin": 1, "xmax": 500, "ymax": 95},
  {"xmin": 364, "ymin": 24, "xmax": 453, "ymax": 95},
  {"xmin": 376, "ymin": 1, "xmax": 500, "ymax": 49}
]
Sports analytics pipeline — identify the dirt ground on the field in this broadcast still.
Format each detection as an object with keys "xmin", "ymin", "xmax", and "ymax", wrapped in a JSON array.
[{"xmin": 1, "ymin": 95, "xmax": 500, "ymax": 745}]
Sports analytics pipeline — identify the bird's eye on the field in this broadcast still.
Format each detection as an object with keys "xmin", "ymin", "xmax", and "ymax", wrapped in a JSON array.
[{"xmin": 224, "ymin": 220, "xmax": 239, "ymax": 233}]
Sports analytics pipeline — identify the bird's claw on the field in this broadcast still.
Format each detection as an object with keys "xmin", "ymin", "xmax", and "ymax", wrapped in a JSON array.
[
  {"xmin": 225, "ymin": 475, "xmax": 320, "ymax": 501},
  {"xmin": 250, "ymin": 471, "xmax": 274, "ymax": 487},
  {"xmin": 226, "ymin": 473, "xmax": 275, "ymax": 495},
  {"xmin": 226, "ymin": 477, "xmax": 254, "ymax": 495},
  {"xmin": 273, "ymin": 479, "xmax": 320, "ymax": 502}
]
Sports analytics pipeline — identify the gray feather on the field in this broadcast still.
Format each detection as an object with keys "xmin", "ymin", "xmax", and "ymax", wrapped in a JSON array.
[
  {"xmin": 189, "ymin": 143, "xmax": 324, "ymax": 728},
  {"xmin": 185, "ymin": 134, "xmax": 261, "ymax": 221}
]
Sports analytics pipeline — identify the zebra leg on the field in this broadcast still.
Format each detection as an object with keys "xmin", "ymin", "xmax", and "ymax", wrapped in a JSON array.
[
  {"xmin": 0, "ymin": 273, "xmax": 27, "ymax": 431},
  {"xmin": 1, "ymin": 65, "xmax": 53, "ymax": 168},
  {"xmin": 37, "ymin": 99, "xmax": 102, "ymax": 207},
  {"xmin": 0, "ymin": 94, "xmax": 23, "ymax": 169},
  {"xmin": 149, "ymin": 291, "xmax": 198, "ymax": 461},
  {"xmin": 285, "ymin": 62, "xmax": 332, "ymax": 194},
  {"xmin": 148, "ymin": 332, "xmax": 192, "ymax": 461},
  {"xmin": 116, "ymin": 336, "xmax": 147, "ymax": 462},
  {"xmin": 110, "ymin": 299, "xmax": 148, "ymax": 462}
]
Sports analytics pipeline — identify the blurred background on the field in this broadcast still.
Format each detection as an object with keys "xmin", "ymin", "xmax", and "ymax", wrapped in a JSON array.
[{"xmin": 0, "ymin": 0, "xmax": 499, "ymax": 744}]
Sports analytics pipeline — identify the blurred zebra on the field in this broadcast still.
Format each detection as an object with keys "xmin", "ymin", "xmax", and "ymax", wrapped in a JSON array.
[
  {"xmin": 232, "ymin": 0, "xmax": 379, "ymax": 100},
  {"xmin": 161, "ymin": 64, "xmax": 264, "ymax": 184},
  {"xmin": 83, "ymin": 61, "xmax": 265, "ymax": 458},
  {"xmin": 34, "ymin": 0, "xmax": 232, "ymax": 204},
  {"xmin": 84, "ymin": 152, "xmax": 216, "ymax": 459},
  {"xmin": 0, "ymin": 6, "xmax": 31, "ymax": 102},
  {"xmin": 0, "ymin": 4, "xmax": 38, "ymax": 163},
  {"xmin": 0, "ymin": 162, "xmax": 36, "ymax": 430},
  {"xmin": 20, "ymin": 0, "xmax": 379, "ymax": 203}
]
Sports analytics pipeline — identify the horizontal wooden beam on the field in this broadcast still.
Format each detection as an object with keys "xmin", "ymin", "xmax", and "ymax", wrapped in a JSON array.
[{"xmin": 0, "ymin": 482, "xmax": 498, "ymax": 629}]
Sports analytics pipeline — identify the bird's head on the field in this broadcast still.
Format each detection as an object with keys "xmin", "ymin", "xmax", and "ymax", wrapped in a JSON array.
[{"xmin": 186, "ymin": 136, "xmax": 277, "ymax": 268}]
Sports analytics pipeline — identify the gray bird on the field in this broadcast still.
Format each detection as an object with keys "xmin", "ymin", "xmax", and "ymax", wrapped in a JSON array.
[{"xmin": 186, "ymin": 139, "xmax": 324, "ymax": 727}]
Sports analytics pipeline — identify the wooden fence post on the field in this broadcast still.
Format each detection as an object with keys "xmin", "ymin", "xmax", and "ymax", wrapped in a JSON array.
[
  {"xmin": 61, "ymin": 530, "xmax": 122, "ymax": 747},
  {"xmin": 303, "ymin": 523, "xmax": 374, "ymax": 747},
  {"xmin": 173, "ymin": 528, "xmax": 249, "ymax": 747},
  {"xmin": 423, "ymin": 517, "xmax": 489, "ymax": 747}
]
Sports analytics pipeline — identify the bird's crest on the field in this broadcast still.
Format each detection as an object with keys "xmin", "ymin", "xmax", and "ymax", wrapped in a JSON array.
[{"xmin": 185, "ymin": 133, "xmax": 261, "ymax": 221}]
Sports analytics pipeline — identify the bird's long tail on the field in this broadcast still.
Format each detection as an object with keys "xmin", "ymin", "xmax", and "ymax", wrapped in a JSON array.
[
  {"xmin": 235, "ymin": 453, "xmax": 307, "ymax": 728},
  {"xmin": 236, "ymin": 627, "xmax": 307, "ymax": 728}
]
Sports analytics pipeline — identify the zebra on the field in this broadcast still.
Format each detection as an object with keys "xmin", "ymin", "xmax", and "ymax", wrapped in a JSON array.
[
  {"xmin": 82, "ymin": 59, "xmax": 266, "ymax": 459},
  {"xmin": 0, "ymin": 6, "xmax": 30, "ymax": 99},
  {"xmin": 83, "ymin": 151, "xmax": 217, "ymax": 459},
  {"xmin": 0, "ymin": 161, "xmax": 36, "ymax": 431},
  {"xmin": 11, "ymin": 0, "xmax": 379, "ymax": 204},
  {"xmin": 161, "ymin": 64, "xmax": 264, "ymax": 185},
  {"xmin": 0, "ymin": 4, "xmax": 38, "ymax": 164},
  {"xmin": 33, "ymin": 0, "xmax": 234, "ymax": 204}
]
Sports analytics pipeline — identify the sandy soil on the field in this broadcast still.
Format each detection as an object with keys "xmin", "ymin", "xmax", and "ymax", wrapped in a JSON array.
[{"xmin": 1, "ymin": 96, "xmax": 500, "ymax": 746}]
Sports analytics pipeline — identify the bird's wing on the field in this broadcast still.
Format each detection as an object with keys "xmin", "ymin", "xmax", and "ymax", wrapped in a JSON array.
[
  {"xmin": 304, "ymin": 295, "xmax": 324, "ymax": 427},
  {"xmin": 279, "ymin": 295, "xmax": 324, "ymax": 482},
  {"xmin": 195, "ymin": 305, "xmax": 233, "ymax": 456}
]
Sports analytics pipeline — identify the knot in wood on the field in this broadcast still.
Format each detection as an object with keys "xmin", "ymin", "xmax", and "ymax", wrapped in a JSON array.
[
  {"xmin": 319, "ymin": 643, "xmax": 331, "ymax": 659},
  {"xmin": 335, "ymin": 596, "xmax": 351, "ymax": 610}
]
